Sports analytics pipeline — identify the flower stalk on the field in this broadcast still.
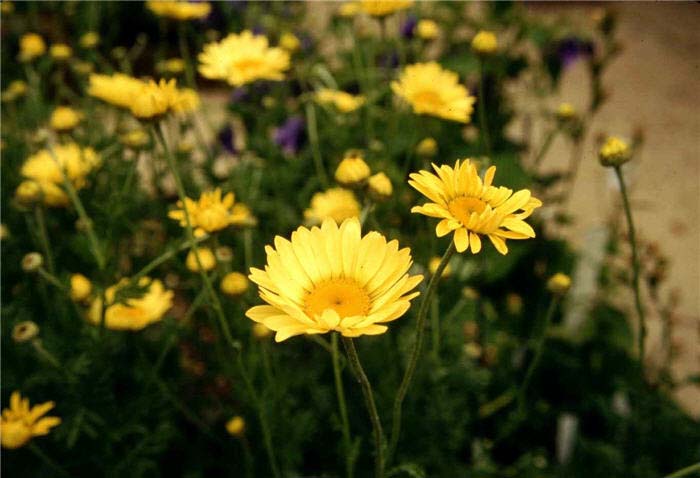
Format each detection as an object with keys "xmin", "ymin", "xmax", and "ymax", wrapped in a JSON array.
[
  {"xmin": 477, "ymin": 60, "xmax": 492, "ymax": 158},
  {"xmin": 388, "ymin": 241, "xmax": 455, "ymax": 462},
  {"xmin": 332, "ymin": 333, "xmax": 355, "ymax": 478}
]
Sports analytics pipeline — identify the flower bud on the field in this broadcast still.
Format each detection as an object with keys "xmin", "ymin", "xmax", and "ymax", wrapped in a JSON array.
[
  {"xmin": 225, "ymin": 416, "xmax": 246, "ymax": 437},
  {"xmin": 367, "ymin": 172, "xmax": 393, "ymax": 201},
  {"xmin": 69, "ymin": 273, "xmax": 92, "ymax": 302},
  {"xmin": 279, "ymin": 32, "xmax": 301, "ymax": 52},
  {"xmin": 186, "ymin": 248, "xmax": 217, "ymax": 272},
  {"xmin": 15, "ymin": 181, "xmax": 42, "ymax": 206},
  {"xmin": 471, "ymin": 30, "xmax": 498, "ymax": 56},
  {"xmin": 335, "ymin": 151, "xmax": 371, "ymax": 186},
  {"xmin": 416, "ymin": 20, "xmax": 439, "ymax": 40},
  {"xmin": 556, "ymin": 103, "xmax": 576, "ymax": 121},
  {"xmin": 547, "ymin": 273, "xmax": 571, "ymax": 296},
  {"xmin": 79, "ymin": 32, "xmax": 100, "ymax": 49},
  {"xmin": 12, "ymin": 321, "xmax": 39, "ymax": 343},
  {"xmin": 50, "ymin": 43, "xmax": 72, "ymax": 61},
  {"xmin": 415, "ymin": 137, "xmax": 437, "ymax": 157},
  {"xmin": 599, "ymin": 136, "xmax": 631, "ymax": 167},
  {"xmin": 220, "ymin": 272, "xmax": 249, "ymax": 297},
  {"xmin": 21, "ymin": 252, "xmax": 43, "ymax": 272}
]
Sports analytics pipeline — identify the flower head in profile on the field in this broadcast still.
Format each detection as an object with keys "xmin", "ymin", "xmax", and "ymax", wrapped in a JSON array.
[
  {"xmin": 169, "ymin": 188, "xmax": 253, "ymax": 236},
  {"xmin": 416, "ymin": 19, "xmax": 439, "ymax": 40},
  {"xmin": 368, "ymin": 172, "xmax": 393, "ymax": 201},
  {"xmin": 409, "ymin": 159, "xmax": 542, "ymax": 254},
  {"xmin": 19, "ymin": 33, "xmax": 46, "ymax": 62},
  {"xmin": 598, "ymin": 136, "xmax": 631, "ymax": 167},
  {"xmin": 392, "ymin": 62, "xmax": 475, "ymax": 123},
  {"xmin": 246, "ymin": 218, "xmax": 423, "ymax": 342},
  {"xmin": 50, "ymin": 43, "xmax": 72, "ymax": 61},
  {"xmin": 198, "ymin": 31, "xmax": 290, "ymax": 87},
  {"xmin": 304, "ymin": 188, "xmax": 361, "ymax": 225},
  {"xmin": 1, "ymin": 391, "xmax": 61, "ymax": 449},
  {"xmin": 20, "ymin": 143, "xmax": 100, "ymax": 207},
  {"xmin": 88, "ymin": 277, "xmax": 173, "ymax": 331},
  {"xmin": 146, "ymin": 0, "xmax": 211, "ymax": 20},
  {"xmin": 88, "ymin": 73, "xmax": 146, "ymax": 110},
  {"xmin": 315, "ymin": 89, "xmax": 365, "ymax": 113},
  {"xmin": 335, "ymin": 151, "xmax": 371, "ymax": 186},
  {"xmin": 471, "ymin": 30, "xmax": 498, "ymax": 56},
  {"xmin": 49, "ymin": 106, "xmax": 82, "ymax": 131},
  {"xmin": 358, "ymin": 0, "xmax": 413, "ymax": 17}
]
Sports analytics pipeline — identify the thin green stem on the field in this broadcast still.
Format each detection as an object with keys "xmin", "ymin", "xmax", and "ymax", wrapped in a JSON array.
[
  {"xmin": 305, "ymin": 103, "xmax": 329, "ymax": 187},
  {"xmin": 430, "ymin": 296, "xmax": 440, "ymax": 359},
  {"xmin": 388, "ymin": 241, "xmax": 455, "ymax": 462},
  {"xmin": 342, "ymin": 337, "xmax": 384, "ymax": 478},
  {"xmin": 332, "ymin": 333, "xmax": 354, "ymax": 478},
  {"xmin": 614, "ymin": 166, "xmax": 647, "ymax": 373},
  {"xmin": 664, "ymin": 462, "xmax": 700, "ymax": 478},
  {"xmin": 129, "ymin": 234, "xmax": 208, "ymax": 286},
  {"xmin": 532, "ymin": 128, "xmax": 558, "ymax": 171},
  {"xmin": 152, "ymin": 123, "xmax": 235, "ymax": 349},
  {"xmin": 37, "ymin": 267, "xmax": 66, "ymax": 291},
  {"xmin": 477, "ymin": 60, "xmax": 492, "ymax": 158},
  {"xmin": 517, "ymin": 297, "xmax": 558, "ymax": 417},
  {"xmin": 34, "ymin": 206, "xmax": 55, "ymax": 274},
  {"xmin": 177, "ymin": 23, "xmax": 196, "ymax": 89}
]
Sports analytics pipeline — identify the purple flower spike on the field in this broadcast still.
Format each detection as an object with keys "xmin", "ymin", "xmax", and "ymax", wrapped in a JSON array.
[{"xmin": 274, "ymin": 116, "xmax": 306, "ymax": 156}]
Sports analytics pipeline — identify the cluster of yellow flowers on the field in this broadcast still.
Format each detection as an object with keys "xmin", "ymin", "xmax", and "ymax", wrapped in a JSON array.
[
  {"xmin": 198, "ymin": 30, "xmax": 290, "ymax": 87},
  {"xmin": 88, "ymin": 74, "xmax": 199, "ymax": 119},
  {"xmin": 17, "ymin": 143, "xmax": 100, "ymax": 207}
]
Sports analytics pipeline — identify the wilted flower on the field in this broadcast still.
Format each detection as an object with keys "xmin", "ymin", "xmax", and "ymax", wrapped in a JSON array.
[
  {"xmin": 169, "ymin": 188, "xmax": 252, "ymax": 236},
  {"xmin": 367, "ymin": 172, "xmax": 393, "ymax": 201},
  {"xmin": 415, "ymin": 137, "xmax": 438, "ymax": 157},
  {"xmin": 392, "ymin": 62, "xmax": 475, "ymax": 123},
  {"xmin": 1, "ymin": 391, "xmax": 61, "ymax": 449},
  {"xmin": 186, "ymin": 247, "xmax": 217, "ymax": 272},
  {"xmin": 416, "ymin": 19, "xmax": 439, "ymax": 40},
  {"xmin": 69, "ymin": 274, "xmax": 92, "ymax": 302},
  {"xmin": 19, "ymin": 33, "xmax": 46, "ymax": 62},
  {"xmin": 471, "ymin": 30, "xmax": 498, "ymax": 56},
  {"xmin": 335, "ymin": 151, "xmax": 371, "ymax": 186},
  {"xmin": 409, "ymin": 160, "xmax": 542, "ymax": 254},
  {"xmin": 315, "ymin": 89, "xmax": 365, "ymax": 113},
  {"xmin": 599, "ymin": 136, "xmax": 631, "ymax": 167},
  {"xmin": 49, "ymin": 43, "xmax": 72, "ymax": 61},
  {"xmin": 20, "ymin": 143, "xmax": 100, "ymax": 207},
  {"xmin": 547, "ymin": 273, "xmax": 571, "ymax": 296},
  {"xmin": 304, "ymin": 188, "xmax": 361, "ymax": 225},
  {"xmin": 146, "ymin": 0, "xmax": 212, "ymax": 20},
  {"xmin": 246, "ymin": 218, "xmax": 423, "ymax": 341},
  {"xmin": 358, "ymin": 0, "xmax": 413, "ymax": 17},
  {"xmin": 274, "ymin": 116, "xmax": 305, "ymax": 155},
  {"xmin": 79, "ymin": 31, "xmax": 100, "ymax": 49},
  {"xmin": 225, "ymin": 416, "xmax": 246, "ymax": 436},
  {"xmin": 12, "ymin": 321, "xmax": 39, "ymax": 343},
  {"xmin": 88, "ymin": 277, "xmax": 173, "ymax": 330},
  {"xmin": 198, "ymin": 31, "xmax": 290, "ymax": 87},
  {"xmin": 49, "ymin": 106, "xmax": 82, "ymax": 131},
  {"xmin": 221, "ymin": 272, "xmax": 249, "ymax": 296}
]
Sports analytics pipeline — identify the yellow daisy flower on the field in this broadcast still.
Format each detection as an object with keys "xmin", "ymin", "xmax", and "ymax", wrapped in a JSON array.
[
  {"xmin": 367, "ymin": 172, "xmax": 393, "ymax": 200},
  {"xmin": 471, "ymin": 30, "xmax": 498, "ymax": 56},
  {"xmin": 358, "ymin": 0, "xmax": 413, "ymax": 17},
  {"xmin": 392, "ymin": 62, "xmax": 475, "ymax": 123},
  {"xmin": 69, "ymin": 273, "xmax": 92, "ymax": 302},
  {"xmin": 19, "ymin": 33, "xmax": 46, "ymax": 62},
  {"xmin": 1, "ymin": 391, "xmax": 61, "ymax": 449},
  {"xmin": 246, "ymin": 218, "xmax": 423, "ymax": 342},
  {"xmin": 88, "ymin": 277, "xmax": 174, "ymax": 331},
  {"xmin": 416, "ymin": 19, "xmax": 440, "ymax": 40},
  {"xmin": 335, "ymin": 151, "xmax": 371, "ymax": 186},
  {"xmin": 146, "ymin": 0, "xmax": 211, "ymax": 20},
  {"xmin": 315, "ymin": 88, "xmax": 366, "ymax": 113},
  {"xmin": 20, "ymin": 143, "xmax": 100, "ymax": 207},
  {"xmin": 49, "ymin": 106, "xmax": 82, "ymax": 131},
  {"xmin": 409, "ymin": 159, "xmax": 542, "ymax": 254},
  {"xmin": 304, "ymin": 188, "xmax": 361, "ymax": 225},
  {"xmin": 169, "ymin": 188, "xmax": 252, "ymax": 236},
  {"xmin": 198, "ymin": 30, "xmax": 290, "ymax": 87},
  {"xmin": 599, "ymin": 136, "xmax": 631, "ymax": 167},
  {"xmin": 49, "ymin": 43, "xmax": 72, "ymax": 61},
  {"xmin": 88, "ymin": 73, "xmax": 145, "ymax": 110}
]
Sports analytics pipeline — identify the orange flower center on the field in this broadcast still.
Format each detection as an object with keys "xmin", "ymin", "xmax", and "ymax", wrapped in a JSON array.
[
  {"xmin": 234, "ymin": 59, "xmax": 264, "ymax": 75},
  {"xmin": 413, "ymin": 90, "xmax": 443, "ymax": 109},
  {"xmin": 448, "ymin": 196, "xmax": 487, "ymax": 226},
  {"xmin": 304, "ymin": 278, "xmax": 371, "ymax": 319}
]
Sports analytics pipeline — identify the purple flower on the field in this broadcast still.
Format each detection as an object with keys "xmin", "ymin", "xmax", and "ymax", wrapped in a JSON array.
[
  {"xmin": 400, "ymin": 15, "xmax": 418, "ymax": 39},
  {"xmin": 218, "ymin": 126, "xmax": 236, "ymax": 154},
  {"xmin": 557, "ymin": 37, "xmax": 594, "ymax": 68},
  {"xmin": 274, "ymin": 116, "xmax": 305, "ymax": 156}
]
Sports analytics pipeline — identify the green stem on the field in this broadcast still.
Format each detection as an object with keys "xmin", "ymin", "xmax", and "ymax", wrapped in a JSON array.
[
  {"xmin": 152, "ymin": 123, "xmax": 235, "ymax": 349},
  {"xmin": 342, "ymin": 337, "xmax": 384, "ymax": 478},
  {"xmin": 614, "ymin": 166, "xmax": 647, "ymax": 374},
  {"xmin": 305, "ymin": 103, "xmax": 329, "ymax": 187},
  {"xmin": 34, "ymin": 206, "xmax": 55, "ymax": 274},
  {"xmin": 243, "ymin": 229, "xmax": 253, "ymax": 274},
  {"xmin": 388, "ymin": 241, "xmax": 455, "ymax": 462},
  {"xmin": 177, "ymin": 23, "xmax": 196, "ymax": 89},
  {"xmin": 532, "ymin": 128, "xmax": 558, "ymax": 171},
  {"xmin": 664, "ymin": 462, "xmax": 700, "ymax": 478},
  {"xmin": 28, "ymin": 443, "xmax": 71, "ymax": 477},
  {"xmin": 430, "ymin": 296, "xmax": 440, "ymax": 359},
  {"xmin": 37, "ymin": 267, "xmax": 66, "ymax": 291},
  {"xmin": 517, "ymin": 297, "xmax": 558, "ymax": 417},
  {"xmin": 332, "ymin": 333, "xmax": 354, "ymax": 478},
  {"xmin": 129, "ymin": 234, "xmax": 208, "ymax": 286},
  {"xmin": 477, "ymin": 60, "xmax": 492, "ymax": 158},
  {"xmin": 236, "ymin": 353, "xmax": 281, "ymax": 478}
]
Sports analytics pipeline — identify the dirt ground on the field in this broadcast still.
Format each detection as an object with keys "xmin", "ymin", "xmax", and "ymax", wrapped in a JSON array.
[{"xmin": 526, "ymin": 2, "xmax": 700, "ymax": 416}]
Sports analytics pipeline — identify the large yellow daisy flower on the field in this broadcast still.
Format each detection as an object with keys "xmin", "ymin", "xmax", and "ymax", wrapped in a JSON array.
[
  {"xmin": 409, "ymin": 159, "xmax": 542, "ymax": 254},
  {"xmin": 198, "ymin": 31, "xmax": 290, "ymax": 87},
  {"xmin": 246, "ymin": 218, "xmax": 423, "ymax": 342},
  {"xmin": 391, "ymin": 62, "xmax": 475, "ymax": 123},
  {"xmin": 168, "ymin": 188, "xmax": 254, "ymax": 236}
]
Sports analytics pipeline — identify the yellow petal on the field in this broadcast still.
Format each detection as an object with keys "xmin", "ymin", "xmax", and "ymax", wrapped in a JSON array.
[{"xmin": 453, "ymin": 228, "xmax": 469, "ymax": 252}]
